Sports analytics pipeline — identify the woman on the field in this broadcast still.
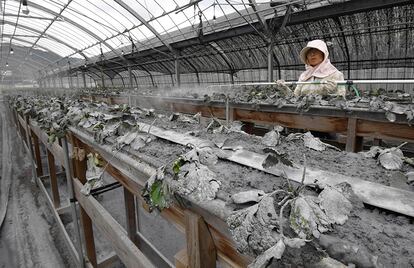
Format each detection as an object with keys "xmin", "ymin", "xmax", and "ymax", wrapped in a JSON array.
[{"xmin": 294, "ymin": 39, "xmax": 346, "ymax": 97}]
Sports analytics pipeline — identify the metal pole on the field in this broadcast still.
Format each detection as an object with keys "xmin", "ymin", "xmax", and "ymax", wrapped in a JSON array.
[
  {"xmin": 60, "ymin": 73, "xmax": 64, "ymax": 89},
  {"xmin": 75, "ymin": 72, "xmax": 79, "ymax": 90},
  {"xmin": 128, "ymin": 65, "xmax": 133, "ymax": 89},
  {"xmin": 206, "ymin": 80, "xmax": 414, "ymax": 90},
  {"xmin": 225, "ymin": 95, "xmax": 230, "ymax": 127},
  {"xmin": 82, "ymin": 71, "xmax": 87, "ymax": 89},
  {"xmin": 62, "ymin": 138, "xmax": 85, "ymax": 268},
  {"xmin": 53, "ymin": 75, "xmax": 57, "ymax": 89},
  {"xmin": 68, "ymin": 62, "xmax": 73, "ymax": 90},
  {"xmin": 267, "ymin": 41, "xmax": 274, "ymax": 82},
  {"xmin": 175, "ymin": 57, "xmax": 180, "ymax": 87},
  {"xmin": 100, "ymin": 67, "xmax": 105, "ymax": 88}
]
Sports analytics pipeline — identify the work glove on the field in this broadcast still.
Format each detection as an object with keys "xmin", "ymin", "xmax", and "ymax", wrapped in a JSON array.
[
  {"xmin": 274, "ymin": 80, "xmax": 293, "ymax": 96},
  {"xmin": 321, "ymin": 80, "xmax": 337, "ymax": 93}
]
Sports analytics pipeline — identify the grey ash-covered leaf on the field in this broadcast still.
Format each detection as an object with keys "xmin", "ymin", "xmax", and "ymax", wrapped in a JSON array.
[
  {"xmin": 289, "ymin": 195, "xmax": 331, "ymax": 239},
  {"xmin": 319, "ymin": 185, "xmax": 353, "ymax": 225},
  {"xmin": 378, "ymin": 147, "xmax": 404, "ymax": 170},
  {"xmin": 303, "ymin": 131, "xmax": 340, "ymax": 151},
  {"xmin": 262, "ymin": 126, "xmax": 283, "ymax": 147},
  {"xmin": 247, "ymin": 239, "xmax": 285, "ymax": 268},
  {"xmin": 170, "ymin": 162, "xmax": 220, "ymax": 202},
  {"xmin": 231, "ymin": 190, "xmax": 265, "ymax": 204},
  {"xmin": 227, "ymin": 204, "xmax": 259, "ymax": 252},
  {"xmin": 262, "ymin": 147, "xmax": 295, "ymax": 169}
]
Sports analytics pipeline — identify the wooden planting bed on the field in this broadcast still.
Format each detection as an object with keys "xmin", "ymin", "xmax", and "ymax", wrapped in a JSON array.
[
  {"xmin": 9, "ymin": 104, "xmax": 250, "ymax": 268},
  {"xmin": 8, "ymin": 97, "xmax": 414, "ymax": 267},
  {"xmin": 80, "ymin": 94, "xmax": 414, "ymax": 153}
]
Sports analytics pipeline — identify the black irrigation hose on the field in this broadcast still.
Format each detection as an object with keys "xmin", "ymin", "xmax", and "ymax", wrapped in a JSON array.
[{"xmin": 90, "ymin": 181, "xmax": 122, "ymax": 196}]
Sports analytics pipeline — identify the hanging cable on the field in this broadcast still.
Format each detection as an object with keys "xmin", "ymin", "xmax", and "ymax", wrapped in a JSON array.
[{"xmin": 213, "ymin": 1, "xmax": 216, "ymax": 23}]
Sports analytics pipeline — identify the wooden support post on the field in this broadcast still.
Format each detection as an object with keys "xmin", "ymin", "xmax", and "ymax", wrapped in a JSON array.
[
  {"xmin": 345, "ymin": 118, "xmax": 363, "ymax": 152},
  {"xmin": 47, "ymin": 150, "xmax": 61, "ymax": 208},
  {"xmin": 71, "ymin": 135, "xmax": 98, "ymax": 268},
  {"xmin": 175, "ymin": 249, "xmax": 189, "ymax": 268},
  {"xmin": 31, "ymin": 130, "xmax": 44, "ymax": 177},
  {"xmin": 17, "ymin": 112, "xmax": 26, "ymax": 141},
  {"xmin": 124, "ymin": 188, "xmax": 138, "ymax": 246},
  {"xmin": 184, "ymin": 210, "xmax": 216, "ymax": 268}
]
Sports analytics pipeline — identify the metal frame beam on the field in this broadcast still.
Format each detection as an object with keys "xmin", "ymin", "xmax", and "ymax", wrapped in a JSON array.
[
  {"xmin": 4, "ymin": 37, "xmax": 60, "ymax": 58},
  {"xmin": 3, "ymin": 20, "xmax": 86, "ymax": 58},
  {"xmin": 130, "ymin": 0, "xmax": 413, "ymax": 59},
  {"xmin": 114, "ymin": 0, "xmax": 176, "ymax": 55},
  {"xmin": 17, "ymin": 0, "xmax": 76, "ymax": 68},
  {"xmin": 0, "ymin": 45, "xmax": 52, "ymax": 66},
  {"xmin": 27, "ymin": 2, "xmax": 126, "ymax": 61}
]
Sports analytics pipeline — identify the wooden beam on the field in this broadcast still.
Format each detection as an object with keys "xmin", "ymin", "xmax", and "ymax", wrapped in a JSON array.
[
  {"xmin": 73, "ymin": 178, "xmax": 155, "ymax": 268},
  {"xmin": 357, "ymin": 120, "xmax": 414, "ymax": 142},
  {"xmin": 47, "ymin": 150, "xmax": 61, "ymax": 208},
  {"xmin": 17, "ymin": 112, "xmax": 27, "ymax": 143},
  {"xmin": 97, "ymin": 252, "xmax": 119, "ymax": 268},
  {"xmin": 175, "ymin": 249, "xmax": 189, "ymax": 268},
  {"xmin": 184, "ymin": 210, "xmax": 217, "ymax": 268},
  {"xmin": 124, "ymin": 188, "xmax": 138, "ymax": 246},
  {"xmin": 30, "ymin": 123, "xmax": 65, "ymax": 166},
  {"xmin": 71, "ymin": 135, "xmax": 98, "ymax": 268},
  {"xmin": 31, "ymin": 130, "xmax": 44, "ymax": 177},
  {"xmin": 56, "ymin": 204, "xmax": 71, "ymax": 215},
  {"xmin": 345, "ymin": 118, "xmax": 363, "ymax": 152},
  {"xmin": 234, "ymin": 109, "xmax": 348, "ymax": 133},
  {"xmin": 17, "ymin": 113, "xmax": 28, "ymax": 133},
  {"xmin": 37, "ymin": 177, "xmax": 81, "ymax": 266}
]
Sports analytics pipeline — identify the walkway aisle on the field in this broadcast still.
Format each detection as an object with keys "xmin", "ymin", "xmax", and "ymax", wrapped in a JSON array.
[{"xmin": 0, "ymin": 94, "xmax": 75, "ymax": 268}]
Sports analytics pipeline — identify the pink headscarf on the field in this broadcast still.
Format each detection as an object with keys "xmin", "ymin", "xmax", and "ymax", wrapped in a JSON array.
[{"xmin": 298, "ymin": 40, "xmax": 339, "ymax": 81}]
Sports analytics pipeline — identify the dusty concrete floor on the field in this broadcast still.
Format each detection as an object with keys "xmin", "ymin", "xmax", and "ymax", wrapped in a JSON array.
[{"xmin": 0, "ymin": 96, "xmax": 76, "ymax": 268}]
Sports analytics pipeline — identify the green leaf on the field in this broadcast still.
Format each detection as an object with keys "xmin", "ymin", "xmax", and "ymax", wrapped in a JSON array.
[
  {"xmin": 48, "ymin": 133, "xmax": 56, "ymax": 143},
  {"xmin": 92, "ymin": 122, "xmax": 104, "ymax": 130},
  {"xmin": 173, "ymin": 157, "xmax": 185, "ymax": 175},
  {"xmin": 150, "ymin": 180, "xmax": 168, "ymax": 210},
  {"xmin": 93, "ymin": 154, "xmax": 104, "ymax": 167}
]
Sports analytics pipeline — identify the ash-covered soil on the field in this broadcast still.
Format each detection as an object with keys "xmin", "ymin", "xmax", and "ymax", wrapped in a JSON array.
[
  {"xmin": 136, "ymin": 110, "xmax": 414, "ymax": 192},
  {"xmin": 131, "ymin": 109, "xmax": 414, "ymax": 267}
]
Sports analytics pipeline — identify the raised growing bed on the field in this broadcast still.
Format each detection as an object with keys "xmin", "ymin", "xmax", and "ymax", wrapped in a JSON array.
[
  {"xmin": 9, "ymin": 94, "xmax": 414, "ymax": 267},
  {"xmin": 79, "ymin": 89, "xmax": 414, "ymax": 153}
]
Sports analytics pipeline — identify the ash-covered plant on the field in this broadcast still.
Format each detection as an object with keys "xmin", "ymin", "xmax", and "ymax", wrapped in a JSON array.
[
  {"xmin": 11, "ymin": 95, "xmax": 75, "ymax": 143},
  {"xmin": 141, "ymin": 167, "xmax": 171, "ymax": 212},
  {"xmin": 360, "ymin": 142, "xmax": 412, "ymax": 171},
  {"xmin": 142, "ymin": 144, "xmax": 221, "ymax": 212},
  {"xmin": 227, "ymin": 155, "xmax": 355, "ymax": 268},
  {"xmin": 80, "ymin": 153, "xmax": 105, "ymax": 196}
]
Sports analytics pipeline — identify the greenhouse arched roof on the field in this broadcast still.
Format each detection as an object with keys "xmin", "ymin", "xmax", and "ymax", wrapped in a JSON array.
[{"xmin": 0, "ymin": 0, "xmax": 412, "ymax": 83}]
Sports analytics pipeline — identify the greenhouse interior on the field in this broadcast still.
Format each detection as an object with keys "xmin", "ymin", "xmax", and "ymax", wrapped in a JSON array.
[{"xmin": 0, "ymin": 0, "xmax": 413, "ymax": 267}]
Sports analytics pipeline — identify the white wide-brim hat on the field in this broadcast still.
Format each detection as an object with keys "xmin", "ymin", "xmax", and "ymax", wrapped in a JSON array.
[{"xmin": 299, "ymin": 39, "xmax": 329, "ymax": 64}]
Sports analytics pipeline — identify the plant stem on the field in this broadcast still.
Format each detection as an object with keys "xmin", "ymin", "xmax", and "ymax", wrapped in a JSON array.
[
  {"xmin": 279, "ymin": 199, "xmax": 292, "ymax": 238},
  {"xmin": 301, "ymin": 154, "xmax": 307, "ymax": 186}
]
